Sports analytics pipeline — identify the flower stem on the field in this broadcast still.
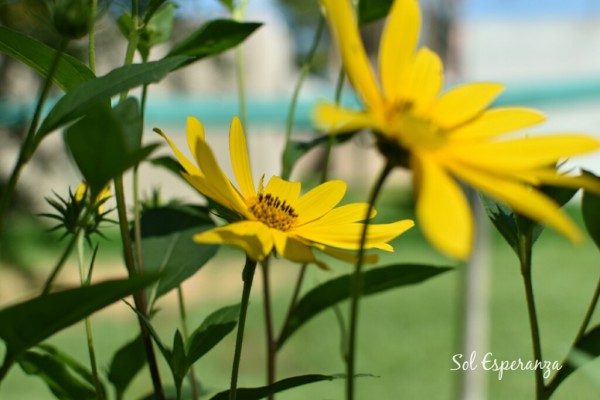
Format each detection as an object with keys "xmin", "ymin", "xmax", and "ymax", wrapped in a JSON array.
[
  {"xmin": 277, "ymin": 263, "xmax": 307, "ymax": 346},
  {"xmin": 229, "ymin": 257, "xmax": 258, "ymax": 400},
  {"xmin": 76, "ymin": 233, "xmax": 104, "ymax": 400},
  {"xmin": 281, "ymin": 16, "xmax": 325, "ymax": 180},
  {"xmin": 518, "ymin": 230, "xmax": 548, "ymax": 400},
  {"xmin": 114, "ymin": 175, "xmax": 165, "ymax": 400},
  {"xmin": 346, "ymin": 162, "xmax": 393, "ymax": 400},
  {"xmin": 0, "ymin": 39, "xmax": 67, "ymax": 231},
  {"xmin": 260, "ymin": 257, "xmax": 276, "ymax": 397},
  {"xmin": 177, "ymin": 286, "xmax": 200, "ymax": 400},
  {"xmin": 320, "ymin": 68, "xmax": 345, "ymax": 183}
]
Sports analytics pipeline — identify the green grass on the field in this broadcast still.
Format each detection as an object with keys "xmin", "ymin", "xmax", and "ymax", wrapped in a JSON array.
[{"xmin": 1, "ymin": 197, "xmax": 600, "ymax": 399}]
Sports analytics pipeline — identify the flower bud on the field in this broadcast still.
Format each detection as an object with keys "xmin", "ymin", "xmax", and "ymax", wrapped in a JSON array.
[{"xmin": 53, "ymin": 0, "xmax": 91, "ymax": 39}]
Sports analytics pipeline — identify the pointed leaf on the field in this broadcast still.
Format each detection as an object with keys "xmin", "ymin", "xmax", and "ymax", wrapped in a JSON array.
[
  {"xmin": 36, "ymin": 55, "xmax": 189, "ymax": 137},
  {"xmin": 186, "ymin": 304, "xmax": 240, "ymax": 364},
  {"xmin": 549, "ymin": 325, "xmax": 600, "ymax": 393},
  {"xmin": 209, "ymin": 374, "xmax": 349, "ymax": 400},
  {"xmin": 37, "ymin": 344, "xmax": 103, "ymax": 393},
  {"xmin": 480, "ymin": 194, "xmax": 520, "ymax": 253},
  {"xmin": 167, "ymin": 20, "xmax": 261, "ymax": 61},
  {"xmin": 358, "ymin": 0, "xmax": 394, "ymax": 25},
  {"xmin": 107, "ymin": 335, "xmax": 146, "ymax": 399},
  {"xmin": 582, "ymin": 171, "xmax": 600, "ymax": 250},
  {"xmin": 278, "ymin": 263, "xmax": 452, "ymax": 348},
  {"xmin": 0, "ymin": 26, "xmax": 95, "ymax": 91},
  {"xmin": 17, "ymin": 350, "xmax": 97, "ymax": 400},
  {"xmin": 137, "ymin": 205, "xmax": 217, "ymax": 299},
  {"xmin": 171, "ymin": 330, "xmax": 187, "ymax": 392},
  {"xmin": 0, "ymin": 275, "xmax": 158, "ymax": 366}
]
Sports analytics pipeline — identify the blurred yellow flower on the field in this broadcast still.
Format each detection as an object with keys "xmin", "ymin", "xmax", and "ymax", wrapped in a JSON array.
[
  {"xmin": 75, "ymin": 181, "xmax": 111, "ymax": 214},
  {"xmin": 156, "ymin": 116, "xmax": 413, "ymax": 267},
  {"xmin": 315, "ymin": 0, "xmax": 600, "ymax": 260}
]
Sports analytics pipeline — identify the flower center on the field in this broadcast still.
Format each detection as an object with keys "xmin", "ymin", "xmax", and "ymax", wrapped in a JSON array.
[
  {"xmin": 385, "ymin": 103, "xmax": 446, "ymax": 150},
  {"xmin": 248, "ymin": 193, "xmax": 298, "ymax": 231}
]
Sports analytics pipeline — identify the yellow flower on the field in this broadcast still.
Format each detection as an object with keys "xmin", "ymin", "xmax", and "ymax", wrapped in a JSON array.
[
  {"xmin": 155, "ymin": 116, "xmax": 413, "ymax": 268},
  {"xmin": 315, "ymin": 0, "xmax": 600, "ymax": 260},
  {"xmin": 75, "ymin": 181, "xmax": 111, "ymax": 214}
]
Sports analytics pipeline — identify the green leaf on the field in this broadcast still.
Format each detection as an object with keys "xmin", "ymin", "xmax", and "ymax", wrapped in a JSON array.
[
  {"xmin": 549, "ymin": 325, "xmax": 600, "ymax": 393},
  {"xmin": 218, "ymin": 0, "xmax": 235, "ymax": 13},
  {"xmin": 480, "ymin": 194, "xmax": 520, "ymax": 253},
  {"xmin": 171, "ymin": 330, "xmax": 187, "ymax": 393},
  {"xmin": 142, "ymin": 0, "xmax": 169, "ymax": 24},
  {"xmin": 0, "ymin": 275, "xmax": 158, "ymax": 368},
  {"xmin": 107, "ymin": 335, "xmax": 146, "ymax": 399},
  {"xmin": 138, "ymin": 205, "xmax": 217, "ymax": 300},
  {"xmin": 150, "ymin": 155, "xmax": 184, "ymax": 177},
  {"xmin": 186, "ymin": 304, "xmax": 240, "ymax": 364},
  {"xmin": 119, "ymin": 3, "xmax": 176, "ymax": 60},
  {"xmin": 0, "ymin": 26, "xmax": 95, "ymax": 91},
  {"xmin": 582, "ymin": 171, "xmax": 600, "ymax": 250},
  {"xmin": 282, "ymin": 132, "xmax": 355, "ymax": 180},
  {"xmin": 278, "ymin": 263, "xmax": 452, "ymax": 348},
  {"xmin": 17, "ymin": 350, "xmax": 97, "ymax": 400},
  {"xmin": 36, "ymin": 55, "xmax": 189, "ymax": 137},
  {"xmin": 358, "ymin": 0, "xmax": 394, "ymax": 26},
  {"xmin": 64, "ymin": 100, "xmax": 158, "ymax": 199},
  {"xmin": 167, "ymin": 20, "xmax": 261, "ymax": 61},
  {"xmin": 37, "ymin": 345, "xmax": 103, "ymax": 394},
  {"xmin": 209, "ymin": 374, "xmax": 349, "ymax": 400}
]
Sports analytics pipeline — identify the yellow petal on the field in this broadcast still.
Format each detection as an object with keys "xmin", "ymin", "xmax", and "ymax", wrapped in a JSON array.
[
  {"xmin": 529, "ymin": 169, "xmax": 600, "ymax": 197},
  {"xmin": 313, "ymin": 103, "xmax": 377, "ymax": 134},
  {"xmin": 379, "ymin": 0, "xmax": 420, "ymax": 103},
  {"xmin": 154, "ymin": 127, "xmax": 202, "ymax": 176},
  {"xmin": 320, "ymin": 246, "xmax": 379, "ymax": 265},
  {"xmin": 294, "ymin": 220, "xmax": 413, "ymax": 251},
  {"xmin": 194, "ymin": 138, "xmax": 249, "ymax": 217},
  {"xmin": 272, "ymin": 230, "xmax": 327, "ymax": 269},
  {"xmin": 294, "ymin": 180, "xmax": 347, "ymax": 225},
  {"xmin": 320, "ymin": 0, "xmax": 383, "ymax": 110},
  {"xmin": 264, "ymin": 176, "xmax": 301, "ymax": 206},
  {"xmin": 186, "ymin": 116, "xmax": 205, "ymax": 161},
  {"xmin": 445, "ymin": 134, "xmax": 600, "ymax": 172},
  {"xmin": 182, "ymin": 172, "xmax": 235, "ymax": 211},
  {"xmin": 431, "ymin": 82, "xmax": 504, "ymax": 130},
  {"xmin": 229, "ymin": 116, "xmax": 256, "ymax": 199},
  {"xmin": 450, "ymin": 107, "xmax": 546, "ymax": 141},
  {"xmin": 449, "ymin": 162, "xmax": 583, "ymax": 243},
  {"xmin": 413, "ymin": 155, "xmax": 473, "ymax": 260},
  {"xmin": 406, "ymin": 47, "xmax": 443, "ymax": 114},
  {"xmin": 304, "ymin": 203, "xmax": 376, "ymax": 227},
  {"xmin": 194, "ymin": 221, "xmax": 273, "ymax": 261}
]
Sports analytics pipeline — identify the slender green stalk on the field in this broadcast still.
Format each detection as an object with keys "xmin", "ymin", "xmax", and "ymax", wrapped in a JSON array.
[
  {"xmin": 260, "ymin": 257, "xmax": 276, "ymax": 397},
  {"xmin": 347, "ymin": 162, "xmax": 393, "ymax": 400},
  {"xmin": 88, "ymin": 0, "xmax": 98, "ymax": 73},
  {"xmin": 518, "ymin": 231, "xmax": 548, "ymax": 400},
  {"xmin": 321, "ymin": 68, "xmax": 345, "ymax": 183},
  {"xmin": 114, "ymin": 175, "xmax": 165, "ymax": 400},
  {"xmin": 233, "ymin": 0, "xmax": 249, "ymax": 131},
  {"xmin": 0, "ymin": 39, "xmax": 68, "ymax": 231},
  {"xmin": 177, "ymin": 286, "xmax": 200, "ymax": 400},
  {"xmin": 76, "ymin": 232, "xmax": 104, "ymax": 400},
  {"xmin": 229, "ymin": 257, "xmax": 258, "ymax": 400},
  {"xmin": 277, "ymin": 264, "xmax": 307, "ymax": 347}
]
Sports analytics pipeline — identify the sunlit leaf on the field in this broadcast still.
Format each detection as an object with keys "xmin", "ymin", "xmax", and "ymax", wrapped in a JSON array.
[
  {"xmin": 36, "ymin": 55, "xmax": 189, "ymax": 137},
  {"xmin": 278, "ymin": 263, "xmax": 452, "ymax": 348},
  {"xmin": 137, "ymin": 205, "xmax": 217, "ymax": 300},
  {"xmin": 167, "ymin": 20, "xmax": 261, "ymax": 62},
  {"xmin": 0, "ymin": 275, "xmax": 158, "ymax": 369},
  {"xmin": 209, "ymin": 374, "xmax": 352, "ymax": 400},
  {"xmin": 0, "ymin": 26, "xmax": 94, "ymax": 91},
  {"xmin": 107, "ymin": 335, "xmax": 146, "ymax": 399}
]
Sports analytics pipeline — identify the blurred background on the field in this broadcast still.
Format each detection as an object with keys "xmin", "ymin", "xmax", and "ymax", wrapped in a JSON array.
[{"xmin": 2, "ymin": 0, "xmax": 600, "ymax": 399}]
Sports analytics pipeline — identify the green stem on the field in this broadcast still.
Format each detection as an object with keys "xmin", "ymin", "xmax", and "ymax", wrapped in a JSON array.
[
  {"xmin": 260, "ymin": 257, "xmax": 276, "ymax": 397},
  {"xmin": 88, "ymin": 0, "xmax": 98, "ymax": 73},
  {"xmin": 0, "ymin": 39, "xmax": 67, "ymax": 231},
  {"xmin": 281, "ymin": 16, "xmax": 325, "ymax": 179},
  {"xmin": 518, "ymin": 230, "xmax": 548, "ymax": 400},
  {"xmin": 346, "ymin": 162, "xmax": 393, "ymax": 400},
  {"xmin": 114, "ymin": 175, "xmax": 165, "ymax": 400},
  {"xmin": 0, "ymin": 357, "xmax": 13, "ymax": 383},
  {"xmin": 76, "ymin": 233, "xmax": 104, "ymax": 400},
  {"xmin": 277, "ymin": 264, "xmax": 307, "ymax": 347},
  {"xmin": 229, "ymin": 257, "xmax": 258, "ymax": 400},
  {"xmin": 320, "ymin": 68, "xmax": 345, "ymax": 183},
  {"xmin": 177, "ymin": 286, "xmax": 199, "ymax": 400},
  {"xmin": 233, "ymin": 0, "xmax": 249, "ymax": 132}
]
